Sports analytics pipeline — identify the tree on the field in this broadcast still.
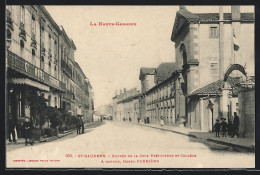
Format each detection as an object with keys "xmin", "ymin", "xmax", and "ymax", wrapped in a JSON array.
[
  {"xmin": 46, "ymin": 106, "xmax": 62, "ymax": 129},
  {"xmin": 25, "ymin": 90, "xmax": 47, "ymax": 130}
]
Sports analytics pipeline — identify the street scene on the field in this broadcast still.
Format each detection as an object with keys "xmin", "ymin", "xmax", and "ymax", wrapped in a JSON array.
[
  {"xmin": 6, "ymin": 121, "xmax": 255, "ymax": 168},
  {"xmin": 5, "ymin": 5, "xmax": 255, "ymax": 168}
]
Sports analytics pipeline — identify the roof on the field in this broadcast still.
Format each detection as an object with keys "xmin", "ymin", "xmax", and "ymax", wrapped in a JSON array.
[
  {"xmin": 171, "ymin": 8, "xmax": 254, "ymax": 42},
  {"xmin": 155, "ymin": 62, "xmax": 178, "ymax": 83},
  {"xmin": 189, "ymin": 76, "xmax": 240, "ymax": 97},
  {"xmin": 178, "ymin": 8, "xmax": 254, "ymax": 22},
  {"xmin": 117, "ymin": 93, "xmax": 142, "ymax": 104},
  {"xmin": 178, "ymin": 8, "xmax": 199, "ymax": 22},
  {"xmin": 196, "ymin": 13, "xmax": 255, "ymax": 22},
  {"xmin": 139, "ymin": 67, "xmax": 155, "ymax": 80}
]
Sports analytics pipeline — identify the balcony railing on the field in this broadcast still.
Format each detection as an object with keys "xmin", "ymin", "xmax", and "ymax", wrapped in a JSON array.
[
  {"xmin": 61, "ymin": 59, "xmax": 72, "ymax": 77},
  {"xmin": 6, "ymin": 9, "xmax": 13, "ymax": 31},
  {"xmin": 7, "ymin": 50, "xmax": 66, "ymax": 92},
  {"xmin": 19, "ymin": 22, "xmax": 26, "ymax": 40},
  {"xmin": 65, "ymin": 90, "xmax": 75, "ymax": 100},
  {"xmin": 31, "ymin": 33, "xmax": 37, "ymax": 49}
]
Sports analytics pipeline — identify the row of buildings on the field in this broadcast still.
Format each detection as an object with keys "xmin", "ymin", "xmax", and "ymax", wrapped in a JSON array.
[
  {"xmin": 112, "ymin": 6, "xmax": 255, "ymax": 138},
  {"xmin": 5, "ymin": 5, "xmax": 95, "ymax": 131}
]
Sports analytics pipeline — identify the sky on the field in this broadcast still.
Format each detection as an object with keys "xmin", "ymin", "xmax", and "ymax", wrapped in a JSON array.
[{"xmin": 44, "ymin": 5, "xmax": 254, "ymax": 108}]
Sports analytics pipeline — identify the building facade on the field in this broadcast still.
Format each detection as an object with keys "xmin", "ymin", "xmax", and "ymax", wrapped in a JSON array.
[
  {"xmin": 112, "ymin": 88, "xmax": 140, "ymax": 122},
  {"xmin": 170, "ymin": 6, "xmax": 254, "ymax": 134},
  {"xmin": 6, "ymin": 5, "xmax": 94, "ymax": 133}
]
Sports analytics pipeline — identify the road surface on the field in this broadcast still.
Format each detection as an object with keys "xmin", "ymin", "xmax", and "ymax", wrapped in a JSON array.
[{"xmin": 6, "ymin": 121, "xmax": 255, "ymax": 168}]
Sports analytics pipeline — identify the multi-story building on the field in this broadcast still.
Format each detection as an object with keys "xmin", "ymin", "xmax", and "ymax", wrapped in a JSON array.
[
  {"xmin": 6, "ymin": 5, "xmax": 94, "ymax": 133},
  {"xmin": 170, "ymin": 6, "xmax": 255, "ymax": 134},
  {"xmin": 145, "ymin": 62, "xmax": 179, "ymax": 125},
  {"xmin": 112, "ymin": 88, "xmax": 140, "ymax": 121}
]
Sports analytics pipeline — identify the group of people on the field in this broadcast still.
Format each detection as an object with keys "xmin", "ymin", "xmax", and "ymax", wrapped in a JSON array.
[
  {"xmin": 144, "ymin": 117, "xmax": 150, "ymax": 124},
  {"xmin": 214, "ymin": 112, "xmax": 240, "ymax": 138},
  {"xmin": 76, "ymin": 117, "xmax": 85, "ymax": 135},
  {"xmin": 8, "ymin": 115, "xmax": 34, "ymax": 146}
]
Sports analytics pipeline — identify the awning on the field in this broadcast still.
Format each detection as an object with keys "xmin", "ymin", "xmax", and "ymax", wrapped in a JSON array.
[{"xmin": 8, "ymin": 78, "xmax": 50, "ymax": 91}]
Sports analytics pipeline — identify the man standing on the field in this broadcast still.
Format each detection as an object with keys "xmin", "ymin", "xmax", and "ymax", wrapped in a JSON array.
[
  {"xmin": 214, "ymin": 119, "xmax": 221, "ymax": 137},
  {"xmin": 8, "ymin": 114, "xmax": 17, "ymax": 144},
  {"xmin": 81, "ymin": 117, "xmax": 85, "ymax": 134},
  {"xmin": 23, "ymin": 117, "xmax": 33, "ymax": 146},
  {"xmin": 221, "ymin": 118, "xmax": 227, "ymax": 137},
  {"xmin": 76, "ymin": 118, "xmax": 81, "ymax": 135},
  {"xmin": 233, "ymin": 112, "xmax": 240, "ymax": 137}
]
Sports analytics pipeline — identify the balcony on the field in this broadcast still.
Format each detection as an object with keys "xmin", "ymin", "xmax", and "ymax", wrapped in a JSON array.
[
  {"xmin": 7, "ymin": 50, "xmax": 66, "ymax": 92},
  {"xmin": 48, "ymin": 48, "xmax": 52, "ymax": 60},
  {"xmin": 41, "ymin": 42, "xmax": 46, "ymax": 57},
  {"xmin": 31, "ymin": 33, "xmax": 37, "ymax": 49},
  {"xmin": 6, "ymin": 9, "xmax": 13, "ymax": 31},
  {"xmin": 65, "ymin": 90, "xmax": 75, "ymax": 100},
  {"xmin": 61, "ymin": 59, "xmax": 72, "ymax": 77},
  {"xmin": 19, "ymin": 22, "xmax": 26, "ymax": 41}
]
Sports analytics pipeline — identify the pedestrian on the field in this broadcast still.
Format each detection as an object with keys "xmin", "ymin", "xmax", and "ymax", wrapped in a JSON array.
[
  {"xmin": 160, "ymin": 116, "xmax": 164, "ymax": 126},
  {"xmin": 221, "ymin": 118, "xmax": 227, "ymax": 137},
  {"xmin": 76, "ymin": 119, "xmax": 81, "ymax": 135},
  {"xmin": 8, "ymin": 114, "xmax": 17, "ymax": 144},
  {"xmin": 129, "ymin": 117, "xmax": 131, "ymax": 122},
  {"xmin": 144, "ymin": 117, "xmax": 147, "ymax": 124},
  {"xmin": 138, "ymin": 117, "xmax": 140, "ymax": 123},
  {"xmin": 227, "ymin": 120, "xmax": 234, "ymax": 137},
  {"xmin": 100, "ymin": 117, "xmax": 103, "ymax": 122},
  {"xmin": 147, "ymin": 117, "xmax": 150, "ymax": 124},
  {"xmin": 22, "ymin": 117, "xmax": 33, "ymax": 146},
  {"xmin": 213, "ymin": 119, "xmax": 221, "ymax": 137},
  {"xmin": 233, "ymin": 112, "xmax": 240, "ymax": 138},
  {"xmin": 81, "ymin": 117, "xmax": 84, "ymax": 134}
]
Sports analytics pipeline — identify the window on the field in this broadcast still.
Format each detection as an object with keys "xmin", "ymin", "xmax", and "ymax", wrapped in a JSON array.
[
  {"xmin": 48, "ymin": 61, "xmax": 51, "ymax": 74},
  {"xmin": 40, "ymin": 56, "xmax": 44, "ymax": 70},
  {"xmin": 54, "ymin": 97, "xmax": 57, "ymax": 108},
  {"xmin": 19, "ymin": 92, "xmax": 25, "ymax": 117},
  {"xmin": 61, "ymin": 45, "xmax": 64, "ymax": 60},
  {"xmin": 32, "ymin": 49, "xmax": 36, "ymax": 65},
  {"xmin": 48, "ymin": 33, "xmax": 52, "ymax": 54},
  {"xmin": 20, "ymin": 40, "xmax": 24, "ymax": 57},
  {"xmin": 20, "ymin": 40, "xmax": 24, "ymax": 48},
  {"xmin": 210, "ymin": 26, "xmax": 218, "ymax": 38},
  {"xmin": 54, "ymin": 40, "xmax": 57, "ymax": 60},
  {"xmin": 54, "ymin": 65, "xmax": 57, "ymax": 78},
  {"xmin": 210, "ymin": 62, "xmax": 218, "ymax": 74},
  {"xmin": 48, "ymin": 95, "xmax": 51, "ymax": 106},
  {"xmin": 32, "ymin": 14, "xmax": 36, "ymax": 36},
  {"xmin": 20, "ymin": 6, "xmax": 25, "ymax": 24},
  {"xmin": 7, "ymin": 29, "xmax": 12, "ymax": 40}
]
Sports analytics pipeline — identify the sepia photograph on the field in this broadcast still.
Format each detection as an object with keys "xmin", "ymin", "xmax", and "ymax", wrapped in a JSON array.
[{"xmin": 5, "ymin": 4, "xmax": 255, "ymax": 168}]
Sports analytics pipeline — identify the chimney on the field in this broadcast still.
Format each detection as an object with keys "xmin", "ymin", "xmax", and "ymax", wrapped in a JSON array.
[
  {"xmin": 124, "ymin": 88, "xmax": 126, "ymax": 94},
  {"xmin": 179, "ymin": 6, "xmax": 186, "ymax": 10},
  {"xmin": 115, "ymin": 90, "xmax": 117, "ymax": 96},
  {"xmin": 231, "ymin": 6, "xmax": 241, "ymax": 21},
  {"xmin": 120, "ymin": 89, "xmax": 122, "ymax": 94}
]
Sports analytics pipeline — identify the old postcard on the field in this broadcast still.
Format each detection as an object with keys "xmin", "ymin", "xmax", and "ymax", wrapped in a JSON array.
[{"xmin": 5, "ymin": 5, "xmax": 255, "ymax": 168}]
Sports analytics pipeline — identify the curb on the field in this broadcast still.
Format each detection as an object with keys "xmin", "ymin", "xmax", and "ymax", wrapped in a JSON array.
[
  {"xmin": 6, "ymin": 122, "xmax": 97, "ymax": 145},
  {"xmin": 134, "ymin": 123, "xmax": 255, "ymax": 152}
]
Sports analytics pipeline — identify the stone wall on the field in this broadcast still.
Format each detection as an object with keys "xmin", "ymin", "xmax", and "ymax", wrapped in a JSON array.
[{"xmin": 238, "ymin": 88, "xmax": 255, "ymax": 138}]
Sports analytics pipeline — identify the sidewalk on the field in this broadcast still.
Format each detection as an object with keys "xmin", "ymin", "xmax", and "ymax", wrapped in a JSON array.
[
  {"xmin": 133, "ymin": 122, "xmax": 255, "ymax": 152},
  {"xmin": 6, "ymin": 122, "xmax": 96, "ymax": 145}
]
